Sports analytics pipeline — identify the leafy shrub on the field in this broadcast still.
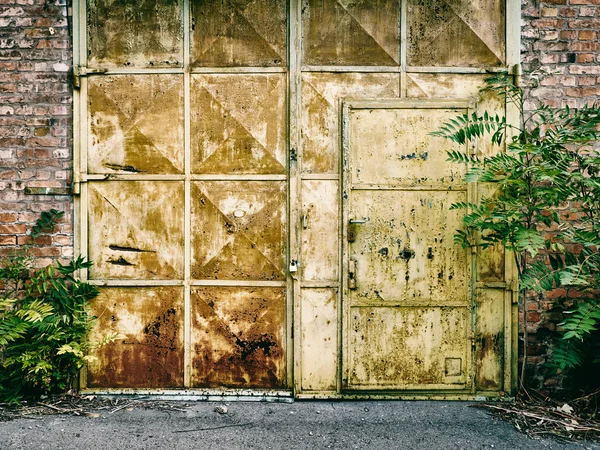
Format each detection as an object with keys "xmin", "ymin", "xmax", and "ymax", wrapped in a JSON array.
[
  {"xmin": 433, "ymin": 73, "xmax": 600, "ymax": 388},
  {"xmin": 0, "ymin": 210, "xmax": 117, "ymax": 404}
]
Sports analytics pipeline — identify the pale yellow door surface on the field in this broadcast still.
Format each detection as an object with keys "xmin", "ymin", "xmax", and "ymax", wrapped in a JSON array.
[{"xmin": 342, "ymin": 100, "xmax": 474, "ymax": 391}]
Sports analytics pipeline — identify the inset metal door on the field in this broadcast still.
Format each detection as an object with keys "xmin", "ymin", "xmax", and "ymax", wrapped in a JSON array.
[{"xmin": 342, "ymin": 100, "xmax": 475, "ymax": 391}]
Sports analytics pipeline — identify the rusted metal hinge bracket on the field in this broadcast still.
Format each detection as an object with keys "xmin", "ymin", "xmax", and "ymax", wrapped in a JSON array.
[
  {"xmin": 73, "ymin": 66, "xmax": 108, "ymax": 89},
  {"xmin": 512, "ymin": 63, "xmax": 522, "ymax": 88},
  {"xmin": 72, "ymin": 171, "xmax": 85, "ymax": 195}
]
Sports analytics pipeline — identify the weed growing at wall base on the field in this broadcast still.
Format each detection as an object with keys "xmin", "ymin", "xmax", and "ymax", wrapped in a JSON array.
[
  {"xmin": 433, "ymin": 72, "xmax": 600, "ymax": 390},
  {"xmin": 0, "ymin": 210, "xmax": 119, "ymax": 404}
]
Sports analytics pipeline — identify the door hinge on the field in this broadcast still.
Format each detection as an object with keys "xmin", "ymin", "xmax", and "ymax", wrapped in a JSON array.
[
  {"xmin": 73, "ymin": 66, "xmax": 108, "ymax": 89},
  {"xmin": 72, "ymin": 171, "xmax": 83, "ymax": 195}
]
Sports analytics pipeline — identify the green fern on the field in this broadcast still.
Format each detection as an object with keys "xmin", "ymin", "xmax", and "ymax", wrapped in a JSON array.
[{"xmin": 0, "ymin": 211, "xmax": 116, "ymax": 404}]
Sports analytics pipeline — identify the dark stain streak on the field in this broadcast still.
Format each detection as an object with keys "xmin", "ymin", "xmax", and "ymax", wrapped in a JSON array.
[
  {"xmin": 107, "ymin": 256, "xmax": 135, "ymax": 266},
  {"xmin": 427, "ymin": 247, "xmax": 434, "ymax": 259},
  {"xmin": 378, "ymin": 247, "xmax": 389, "ymax": 257},
  {"xmin": 234, "ymin": 333, "xmax": 277, "ymax": 360},
  {"xmin": 109, "ymin": 244, "xmax": 156, "ymax": 253},
  {"xmin": 104, "ymin": 163, "xmax": 145, "ymax": 173}
]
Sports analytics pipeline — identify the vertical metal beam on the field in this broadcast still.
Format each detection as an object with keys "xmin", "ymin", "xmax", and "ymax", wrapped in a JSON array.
[
  {"xmin": 78, "ymin": 0, "xmax": 89, "ymax": 283},
  {"xmin": 73, "ymin": 0, "xmax": 86, "ymax": 389},
  {"xmin": 183, "ymin": 0, "xmax": 192, "ymax": 389},
  {"xmin": 505, "ymin": 0, "xmax": 522, "ymax": 395},
  {"xmin": 289, "ymin": 0, "xmax": 302, "ymax": 394},
  {"xmin": 399, "ymin": 0, "xmax": 407, "ymax": 98}
]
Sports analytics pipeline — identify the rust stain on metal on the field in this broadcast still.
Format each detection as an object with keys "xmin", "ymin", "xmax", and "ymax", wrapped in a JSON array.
[
  {"xmin": 475, "ymin": 289, "xmax": 505, "ymax": 390},
  {"xmin": 87, "ymin": 0, "xmax": 183, "ymax": 68},
  {"xmin": 191, "ymin": 0, "xmax": 286, "ymax": 67},
  {"xmin": 87, "ymin": 287, "xmax": 184, "ymax": 388},
  {"xmin": 88, "ymin": 181, "xmax": 184, "ymax": 280},
  {"xmin": 191, "ymin": 181, "xmax": 285, "ymax": 281},
  {"xmin": 88, "ymin": 75, "xmax": 184, "ymax": 175},
  {"xmin": 191, "ymin": 287, "xmax": 285, "ymax": 389},
  {"xmin": 349, "ymin": 307, "xmax": 468, "ymax": 388},
  {"xmin": 302, "ymin": 0, "xmax": 400, "ymax": 66},
  {"xmin": 190, "ymin": 74, "xmax": 286, "ymax": 175},
  {"xmin": 407, "ymin": 0, "xmax": 505, "ymax": 67},
  {"xmin": 302, "ymin": 73, "xmax": 399, "ymax": 174}
]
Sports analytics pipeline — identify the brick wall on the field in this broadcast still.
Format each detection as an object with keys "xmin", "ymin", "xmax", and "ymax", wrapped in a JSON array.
[
  {"xmin": 0, "ymin": 0, "xmax": 73, "ymax": 267},
  {"xmin": 521, "ymin": 0, "xmax": 600, "ymax": 391},
  {"xmin": 522, "ymin": 0, "xmax": 600, "ymax": 109}
]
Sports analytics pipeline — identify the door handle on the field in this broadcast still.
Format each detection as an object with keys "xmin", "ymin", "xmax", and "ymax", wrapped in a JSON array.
[
  {"xmin": 348, "ymin": 217, "xmax": 369, "ymax": 243},
  {"xmin": 348, "ymin": 258, "xmax": 357, "ymax": 290}
]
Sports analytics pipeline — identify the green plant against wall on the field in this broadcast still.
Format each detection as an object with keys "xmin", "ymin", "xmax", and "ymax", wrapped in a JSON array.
[
  {"xmin": 0, "ymin": 210, "xmax": 120, "ymax": 404},
  {"xmin": 432, "ymin": 73, "xmax": 600, "ymax": 389}
]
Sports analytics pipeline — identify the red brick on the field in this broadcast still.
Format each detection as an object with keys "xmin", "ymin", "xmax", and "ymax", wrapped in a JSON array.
[
  {"xmin": 0, "ymin": 223, "xmax": 26, "ymax": 234},
  {"xmin": 0, "ymin": 235, "xmax": 16, "ymax": 245},
  {"xmin": 578, "ymin": 30, "xmax": 596, "ymax": 40},
  {"xmin": 0, "ymin": 212, "xmax": 17, "ymax": 222},
  {"xmin": 566, "ymin": 87, "xmax": 600, "ymax": 97}
]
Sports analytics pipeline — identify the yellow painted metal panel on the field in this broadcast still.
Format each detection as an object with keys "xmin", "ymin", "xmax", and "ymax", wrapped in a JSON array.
[
  {"xmin": 88, "ymin": 75, "xmax": 184, "ymax": 174},
  {"xmin": 407, "ymin": 0, "xmax": 505, "ymax": 67},
  {"xmin": 301, "ymin": 289, "xmax": 338, "ymax": 391},
  {"xmin": 475, "ymin": 288, "xmax": 505, "ymax": 391},
  {"xmin": 302, "ymin": 0, "xmax": 400, "ymax": 66},
  {"xmin": 348, "ymin": 190, "xmax": 469, "ymax": 305},
  {"xmin": 88, "ymin": 181, "xmax": 185, "ymax": 280},
  {"xmin": 190, "ymin": 287, "xmax": 286, "ymax": 388},
  {"xmin": 191, "ymin": 181, "xmax": 285, "ymax": 281},
  {"xmin": 348, "ymin": 306, "xmax": 470, "ymax": 389},
  {"xmin": 301, "ymin": 73, "xmax": 399, "ymax": 174},
  {"xmin": 348, "ymin": 107, "xmax": 467, "ymax": 186},
  {"xmin": 301, "ymin": 180, "xmax": 338, "ymax": 281},
  {"xmin": 87, "ymin": 0, "xmax": 183, "ymax": 68},
  {"xmin": 190, "ymin": 74, "xmax": 286, "ymax": 175},
  {"xmin": 87, "ymin": 287, "xmax": 184, "ymax": 388},
  {"xmin": 191, "ymin": 0, "xmax": 287, "ymax": 67}
]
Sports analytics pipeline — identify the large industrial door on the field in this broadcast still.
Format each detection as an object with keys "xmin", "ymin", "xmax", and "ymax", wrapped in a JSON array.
[{"xmin": 74, "ymin": 0, "xmax": 519, "ymax": 397}]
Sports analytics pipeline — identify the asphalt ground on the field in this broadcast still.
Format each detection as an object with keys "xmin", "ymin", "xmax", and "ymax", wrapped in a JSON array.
[{"xmin": 1, "ymin": 400, "xmax": 599, "ymax": 450}]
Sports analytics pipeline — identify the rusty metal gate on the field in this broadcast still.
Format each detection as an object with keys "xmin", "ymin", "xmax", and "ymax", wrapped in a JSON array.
[{"xmin": 73, "ymin": 0, "xmax": 519, "ymax": 398}]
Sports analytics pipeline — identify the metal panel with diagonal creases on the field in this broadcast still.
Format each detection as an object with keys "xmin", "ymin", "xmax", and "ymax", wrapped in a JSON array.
[
  {"xmin": 87, "ymin": 287, "xmax": 185, "ymax": 388},
  {"xmin": 191, "ymin": 0, "xmax": 287, "ymax": 67},
  {"xmin": 191, "ymin": 74, "xmax": 286, "ymax": 175},
  {"xmin": 191, "ymin": 181, "xmax": 285, "ymax": 281},
  {"xmin": 190, "ymin": 287, "xmax": 286, "ymax": 388},
  {"xmin": 88, "ymin": 75, "xmax": 184, "ymax": 174},
  {"xmin": 302, "ymin": 0, "xmax": 400, "ymax": 66},
  {"xmin": 87, "ymin": 0, "xmax": 183, "ymax": 68},
  {"xmin": 407, "ymin": 0, "xmax": 505, "ymax": 67}
]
